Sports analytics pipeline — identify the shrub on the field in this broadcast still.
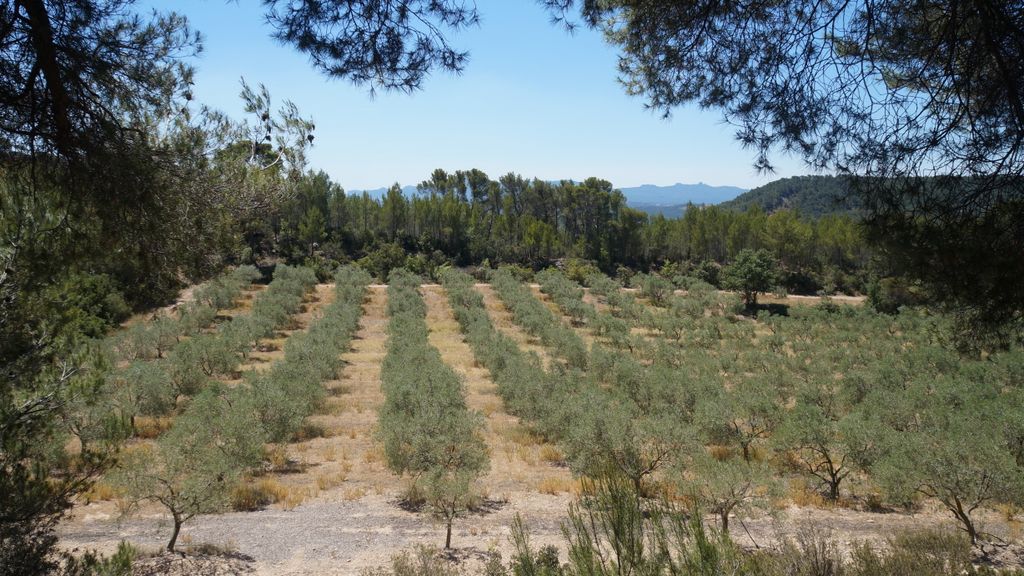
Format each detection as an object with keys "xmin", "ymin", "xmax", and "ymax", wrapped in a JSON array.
[{"xmin": 723, "ymin": 249, "xmax": 779, "ymax": 308}]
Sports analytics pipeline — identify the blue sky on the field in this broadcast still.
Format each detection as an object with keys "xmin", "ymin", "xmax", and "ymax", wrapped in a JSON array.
[{"xmin": 164, "ymin": 1, "xmax": 807, "ymax": 191}]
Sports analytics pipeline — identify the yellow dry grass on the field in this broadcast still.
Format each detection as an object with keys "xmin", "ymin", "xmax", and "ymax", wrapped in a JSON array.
[
  {"xmin": 133, "ymin": 416, "xmax": 173, "ymax": 439},
  {"xmin": 315, "ymin": 471, "xmax": 348, "ymax": 491},
  {"xmin": 537, "ymin": 476, "xmax": 579, "ymax": 495},
  {"xmin": 83, "ymin": 481, "xmax": 119, "ymax": 503},
  {"xmin": 538, "ymin": 445, "xmax": 565, "ymax": 465}
]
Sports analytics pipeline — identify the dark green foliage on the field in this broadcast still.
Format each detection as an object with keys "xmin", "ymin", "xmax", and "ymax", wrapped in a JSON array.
[
  {"xmin": 40, "ymin": 273, "xmax": 132, "ymax": 343},
  {"xmin": 273, "ymin": 169, "xmax": 871, "ymax": 297},
  {"xmin": 720, "ymin": 176, "xmax": 858, "ymax": 217},
  {"xmin": 58, "ymin": 540, "xmax": 136, "ymax": 576},
  {"xmin": 723, "ymin": 249, "xmax": 779, "ymax": 308},
  {"xmin": 868, "ymin": 277, "xmax": 929, "ymax": 315},
  {"xmin": 508, "ymin": 515, "xmax": 563, "ymax": 576},
  {"xmin": 264, "ymin": 1, "xmax": 479, "ymax": 92},
  {"xmin": 359, "ymin": 242, "xmax": 411, "ymax": 282},
  {"xmin": 555, "ymin": 473, "xmax": 754, "ymax": 576},
  {"xmin": 361, "ymin": 546, "xmax": 467, "ymax": 576}
]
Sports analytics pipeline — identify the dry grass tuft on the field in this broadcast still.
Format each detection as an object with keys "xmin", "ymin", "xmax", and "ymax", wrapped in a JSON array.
[
  {"xmin": 265, "ymin": 445, "xmax": 290, "ymax": 470},
  {"xmin": 503, "ymin": 424, "xmax": 545, "ymax": 447},
  {"xmin": 343, "ymin": 487, "xmax": 367, "ymax": 501},
  {"xmin": 362, "ymin": 445, "xmax": 384, "ymax": 464},
  {"xmin": 230, "ymin": 478, "xmax": 290, "ymax": 511},
  {"xmin": 281, "ymin": 486, "xmax": 317, "ymax": 510},
  {"xmin": 515, "ymin": 446, "xmax": 537, "ymax": 466},
  {"xmin": 537, "ymin": 476, "xmax": 575, "ymax": 495},
  {"xmin": 707, "ymin": 445, "xmax": 732, "ymax": 462},
  {"xmin": 183, "ymin": 541, "xmax": 238, "ymax": 556},
  {"xmin": 538, "ymin": 445, "xmax": 565, "ymax": 465},
  {"xmin": 134, "ymin": 416, "xmax": 173, "ymax": 439},
  {"xmin": 329, "ymin": 397, "xmax": 350, "ymax": 414},
  {"xmin": 320, "ymin": 445, "xmax": 339, "ymax": 462},
  {"xmin": 83, "ymin": 481, "xmax": 119, "ymax": 503},
  {"xmin": 292, "ymin": 422, "xmax": 326, "ymax": 442},
  {"xmin": 316, "ymin": 471, "xmax": 348, "ymax": 491},
  {"xmin": 785, "ymin": 477, "xmax": 827, "ymax": 508}
]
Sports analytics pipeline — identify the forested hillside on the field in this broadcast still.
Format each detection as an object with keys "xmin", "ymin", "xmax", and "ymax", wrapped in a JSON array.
[{"xmin": 719, "ymin": 175, "xmax": 859, "ymax": 217}]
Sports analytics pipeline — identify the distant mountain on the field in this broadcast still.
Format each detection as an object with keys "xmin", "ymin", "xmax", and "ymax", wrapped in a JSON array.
[
  {"xmin": 620, "ymin": 182, "xmax": 747, "ymax": 206},
  {"xmin": 718, "ymin": 175, "xmax": 860, "ymax": 217}
]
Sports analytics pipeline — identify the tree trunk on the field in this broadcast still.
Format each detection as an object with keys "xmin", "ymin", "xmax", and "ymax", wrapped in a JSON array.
[
  {"xmin": 720, "ymin": 509, "xmax": 730, "ymax": 534},
  {"xmin": 167, "ymin": 514, "xmax": 182, "ymax": 553},
  {"xmin": 951, "ymin": 497, "xmax": 979, "ymax": 545},
  {"xmin": 827, "ymin": 477, "xmax": 841, "ymax": 501},
  {"xmin": 21, "ymin": 0, "xmax": 73, "ymax": 152},
  {"xmin": 445, "ymin": 518, "xmax": 453, "ymax": 549}
]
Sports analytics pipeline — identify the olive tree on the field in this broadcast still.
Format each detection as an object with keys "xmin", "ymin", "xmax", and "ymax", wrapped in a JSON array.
[
  {"xmin": 111, "ymin": 386, "xmax": 262, "ymax": 552},
  {"xmin": 875, "ymin": 386, "xmax": 1024, "ymax": 544},
  {"xmin": 773, "ymin": 380, "xmax": 877, "ymax": 502},
  {"xmin": 677, "ymin": 452, "xmax": 777, "ymax": 535}
]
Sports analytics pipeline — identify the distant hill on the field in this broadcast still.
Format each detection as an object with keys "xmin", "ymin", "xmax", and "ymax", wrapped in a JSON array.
[
  {"xmin": 620, "ymin": 182, "xmax": 746, "ymax": 205},
  {"xmin": 718, "ymin": 175, "xmax": 860, "ymax": 217},
  {"xmin": 628, "ymin": 204, "xmax": 689, "ymax": 218},
  {"xmin": 620, "ymin": 182, "xmax": 746, "ymax": 218}
]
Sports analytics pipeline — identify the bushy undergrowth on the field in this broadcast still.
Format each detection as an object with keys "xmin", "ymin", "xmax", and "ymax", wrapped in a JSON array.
[{"xmin": 368, "ymin": 476, "xmax": 1022, "ymax": 576}]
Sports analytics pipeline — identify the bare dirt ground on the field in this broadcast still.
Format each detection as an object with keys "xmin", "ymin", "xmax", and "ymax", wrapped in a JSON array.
[
  {"xmin": 57, "ymin": 284, "xmax": 1021, "ymax": 575},
  {"xmin": 264, "ymin": 284, "xmax": 392, "ymax": 505}
]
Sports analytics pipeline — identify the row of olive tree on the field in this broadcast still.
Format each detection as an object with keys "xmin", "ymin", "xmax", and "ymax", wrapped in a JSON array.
[
  {"xmin": 112, "ymin": 265, "xmax": 317, "ymax": 433},
  {"xmin": 380, "ymin": 269, "xmax": 489, "ymax": 549},
  {"xmin": 112, "ymin": 266, "xmax": 370, "ymax": 552},
  {"xmin": 557, "ymin": 269, "xmax": 1024, "ymax": 544},
  {"xmin": 112, "ymin": 266, "xmax": 262, "ymax": 363},
  {"xmin": 536, "ymin": 269, "xmax": 640, "ymax": 354},
  {"xmin": 488, "ymin": 268, "xmax": 588, "ymax": 370},
  {"xmin": 447, "ymin": 269, "xmax": 699, "ymax": 503},
  {"xmin": 60, "ymin": 266, "xmax": 266, "ymax": 453}
]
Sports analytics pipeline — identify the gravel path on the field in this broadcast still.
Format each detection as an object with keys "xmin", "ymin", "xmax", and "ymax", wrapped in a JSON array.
[{"xmin": 59, "ymin": 492, "xmax": 572, "ymax": 575}]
